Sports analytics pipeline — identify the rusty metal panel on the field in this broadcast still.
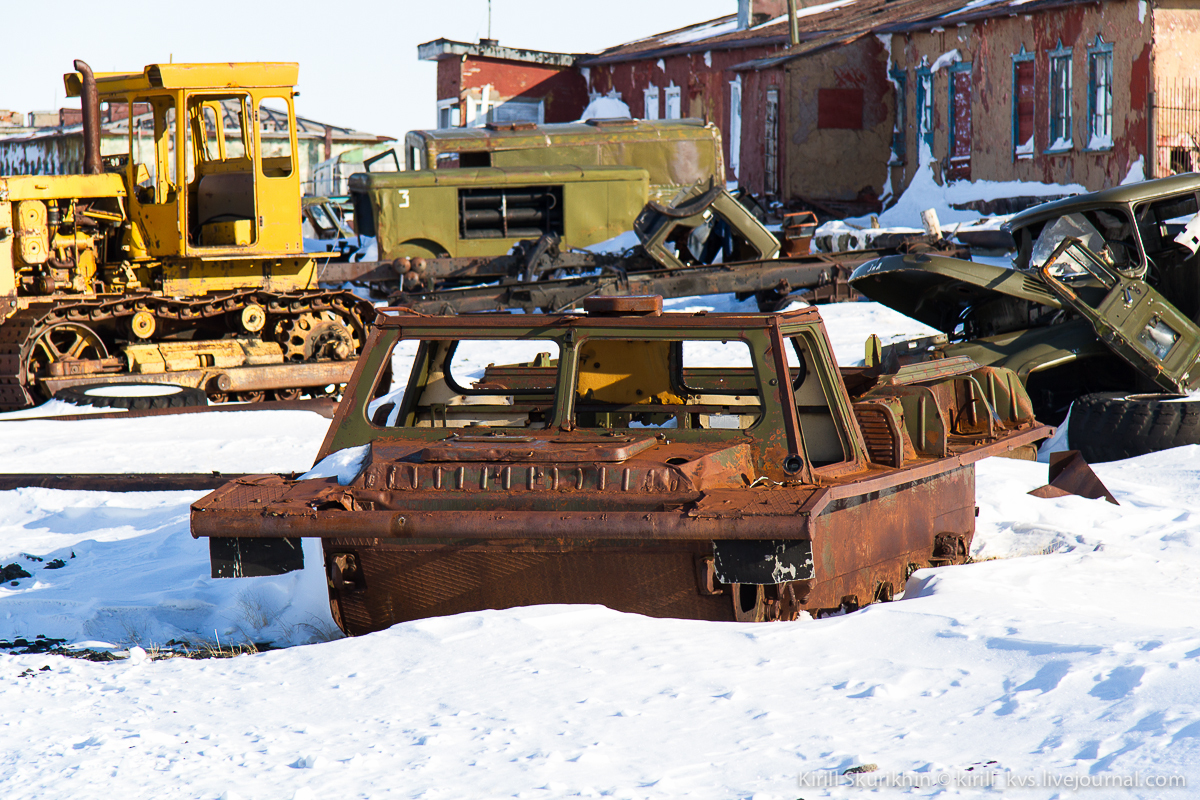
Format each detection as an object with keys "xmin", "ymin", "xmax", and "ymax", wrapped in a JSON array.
[{"xmin": 191, "ymin": 302, "xmax": 1051, "ymax": 636}]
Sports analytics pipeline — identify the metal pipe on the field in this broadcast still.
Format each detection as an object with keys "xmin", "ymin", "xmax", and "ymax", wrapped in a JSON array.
[
  {"xmin": 73, "ymin": 60, "xmax": 102, "ymax": 175},
  {"xmin": 787, "ymin": 0, "xmax": 800, "ymax": 47}
]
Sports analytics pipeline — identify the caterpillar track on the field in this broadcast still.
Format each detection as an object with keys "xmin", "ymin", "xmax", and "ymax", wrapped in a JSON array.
[{"xmin": 0, "ymin": 290, "xmax": 375, "ymax": 411}]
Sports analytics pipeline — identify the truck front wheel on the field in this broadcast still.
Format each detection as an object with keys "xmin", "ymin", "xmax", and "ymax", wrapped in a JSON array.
[{"xmin": 1067, "ymin": 392, "xmax": 1200, "ymax": 462}]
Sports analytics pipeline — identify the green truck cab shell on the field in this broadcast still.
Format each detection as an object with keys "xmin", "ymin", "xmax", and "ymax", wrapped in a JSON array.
[
  {"xmin": 403, "ymin": 118, "xmax": 724, "ymax": 203},
  {"xmin": 350, "ymin": 165, "xmax": 649, "ymax": 261}
]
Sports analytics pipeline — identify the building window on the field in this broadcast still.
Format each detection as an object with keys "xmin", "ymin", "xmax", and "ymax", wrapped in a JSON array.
[
  {"xmin": 1012, "ymin": 46, "xmax": 1035, "ymax": 159},
  {"xmin": 765, "ymin": 86, "xmax": 779, "ymax": 197},
  {"xmin": 1047, "ymin": 40, "xmax": 1073, "ymax": 152},
  {"xmin": 916, "ymin": 67, "xmax": 933, "ymax": 148},
  {"xmin": 889, "ymin": 66, "xmax": 907, "ymax": 162},
  {"xmin": 665, "ymin": 85, "xmax": 682, "ymax": 119},
  {"xmin": 728, "ymin": 77, "xmax": 742, "ymax": 180},
  {"xmin": 643, "ymin": 86, "xmax": 660, "ymax": 120},
  {"xmin": 817, "ymin": 88, "xmax": 863, "ymax": 129},
  {"xmin": 947, "ymin": 62, "xmax": 973, "ymax": 180},
  {"xmin": 490, "ymin": 98, "xmax": 543, "ymax": 125},
  {"xmin": 437, "ymin": 98, "xmax": 461, "ymax": 128},
  {"xmin": 1087, "ymin": 36, "xmax": 1114, "ymax": 150}
]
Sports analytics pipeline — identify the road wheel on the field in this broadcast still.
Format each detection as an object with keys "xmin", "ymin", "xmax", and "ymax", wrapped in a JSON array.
[
  {"xmin": 55, "ymin": 382, "xmax": 208, "ymax": 410},
  {"xmin": 1067, "ymin": 392, "xmax": 1200, "ymax": 462},
  {"xmin": 25, "ymin": 322, "xmax": 109, "ymax": 402}
]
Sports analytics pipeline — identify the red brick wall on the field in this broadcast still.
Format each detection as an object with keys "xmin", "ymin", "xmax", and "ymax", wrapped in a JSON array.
[
  {"xmin": 585, "ymin": 44, "xmax": 785, "ymax": 188},
  {"xmin": 437, "ymin": 56, "xmax": 590, "ymax": 124}
]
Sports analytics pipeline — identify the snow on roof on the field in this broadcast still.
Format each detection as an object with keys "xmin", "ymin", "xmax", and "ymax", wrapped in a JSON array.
[
  {"xmin": 579, "ymin": 0, "xmax": 1102, "ymax": 69},
  {"xmin": 656, "ymin": 16, "xmax": 742, "ymax": 45}
]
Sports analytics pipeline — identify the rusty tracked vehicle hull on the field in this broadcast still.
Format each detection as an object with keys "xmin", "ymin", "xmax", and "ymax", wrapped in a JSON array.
[{"xmin": 192, "ymin": 296, "xmax": 1049, "ymax": 635}]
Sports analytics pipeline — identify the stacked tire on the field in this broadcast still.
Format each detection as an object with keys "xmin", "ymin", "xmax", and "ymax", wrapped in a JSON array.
[
  {"xmin": 55, "ymin": 383, "xmax": 207, "ymax": 411},
  {"xmin": 1067, "ymin": 392, "xmax": 1200, "ymax": 462}
]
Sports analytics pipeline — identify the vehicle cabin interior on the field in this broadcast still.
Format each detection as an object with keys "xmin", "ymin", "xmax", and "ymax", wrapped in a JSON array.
[
  {"xmin": 125, "ymin": 92, "xmax": 295, "ymax": 250},
  {"xmin": 367, "ymin": 334, "xmax": 850, "ymax": 468},
  {"xmin": 1017, "ymin": 191, "xmax": 1200, "ymax": 319}
]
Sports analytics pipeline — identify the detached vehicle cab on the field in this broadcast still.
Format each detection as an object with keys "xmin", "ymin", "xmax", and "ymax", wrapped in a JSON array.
[
  {"xmin": 191, "ymin": 296, "xmax": 1047, "ymax": 635},
  {"xmin": 851, "ymin": 174, "xmax": 1200, "ymax": 460}
]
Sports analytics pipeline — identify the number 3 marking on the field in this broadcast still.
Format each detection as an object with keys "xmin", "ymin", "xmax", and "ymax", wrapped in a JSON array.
[{"xmin": 397, "ymin": 189, "xmax": 410, "ymax": 209}]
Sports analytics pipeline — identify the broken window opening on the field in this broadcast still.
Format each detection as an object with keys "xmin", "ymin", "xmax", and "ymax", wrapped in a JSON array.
[
  {"xmin": 728, "ymin": 77, "xmax": 742, "ymax": 180},
  {"xmin": 370, "ymin": 338, "xmax": 562, "ymax": 429},
  {"xmin": 259, "ymin": 99, "xmax": 294, "ymax": 178},
  {"xmin": 785, "ymin": 335, "xmax": 848, "ymax": 467},
  {"xmin": 184, "ymin": 93, "xmax": 256, "ymax": 247},
  {"xmin": 1030, "ymin": 210, "xmax": 1140, "ymax": 277},
  {"xmin": 573, "ymin": 339, "xmax": 762, "ymax": 431},
  {"xmin": 129, "ymin": 95, "xmax": 176, "ymax": 206}
]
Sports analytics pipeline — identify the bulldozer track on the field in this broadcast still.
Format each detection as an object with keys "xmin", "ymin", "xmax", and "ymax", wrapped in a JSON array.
[{"xmin": 0, "ymin": 290, "xmax": 375, "ymax": 412}]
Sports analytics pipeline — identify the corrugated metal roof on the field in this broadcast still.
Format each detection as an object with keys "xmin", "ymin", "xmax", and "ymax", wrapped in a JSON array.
[{"xmin": 578, "ymin": 0, "xmax": 1103, "ymax": 69}]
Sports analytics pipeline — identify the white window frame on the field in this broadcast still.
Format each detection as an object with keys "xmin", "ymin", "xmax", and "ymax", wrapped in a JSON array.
[
  {"xmin": 643, "ymin": 86, "xmax": 660, "ymax": 120},
  {"xmin": 437, "ymin": 98, "xmax": 462, "ymax": 129},
  {"xmin": 1087, "ymin": 37, "xmax": 1114, "ymax": 151},
  {"xmin": 729, "ymin": 76, "xmax": 742, "ymax": 181},
  {"xmin": 1047, "ymin": 40, "xmax": 1073, "ymax": 153},
  {"xmin": 665, "ymin": 85, "xmax": 682, "ymax": 120}
]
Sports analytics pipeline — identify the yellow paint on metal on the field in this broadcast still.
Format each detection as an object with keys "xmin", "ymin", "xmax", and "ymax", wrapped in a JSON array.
[
  {"xmin": 130, "ymin": 310, "xmax": 156, "ymax": 339},
  {"xmin": 0, "ymin": 174, "xmax": 127, "ymax": 200},
  {"xmin": 5, "ymin": 61, "xmax": 315, "ymax": 320},
  {"xmin": 576, "ymin": 340, "xmax": 683, "ymax": 405},
  {"xmin": 0, "ymin": 202, "xmax": 15, "ymax": 297},
  {"xmin": 241, "ymin": 304, "xmax": 266, "ymax": 332},
  {"xmin": 14, "ymin": 200, "xmax": 48, "ymax": 265},
  {"xmin": 65, "ymin": 63, "xmax": 299, "ymax": 97},
  {"xmin": 200, "ymin": 219, "xmax": 252, "ymax": 246}
]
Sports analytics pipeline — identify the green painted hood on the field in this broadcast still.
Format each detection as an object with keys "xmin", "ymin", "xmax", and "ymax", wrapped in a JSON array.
[{"xmin": 850, "ymin": 253, "xmax": 1062, "ymax": 333}]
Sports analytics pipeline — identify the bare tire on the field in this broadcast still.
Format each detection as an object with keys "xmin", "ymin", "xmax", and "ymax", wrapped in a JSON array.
[
  {"xmin": 55, "ymin": 383, "xmax": 208, "ymax": 410},
  {"xmin": 1067, "ymin": 392, "xmax": 1200, "ymax": 462}
]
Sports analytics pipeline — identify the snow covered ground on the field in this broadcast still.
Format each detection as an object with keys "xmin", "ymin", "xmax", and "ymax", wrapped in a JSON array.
[{"xmin": 2, "ymin": 298, "xmax": 1199, "ymax": 799}]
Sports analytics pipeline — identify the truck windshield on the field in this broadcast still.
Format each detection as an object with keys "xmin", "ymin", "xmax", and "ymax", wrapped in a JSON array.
[{"xmin": 1030, "ymin": 210, "xmax": 1140, "ymax": 275}]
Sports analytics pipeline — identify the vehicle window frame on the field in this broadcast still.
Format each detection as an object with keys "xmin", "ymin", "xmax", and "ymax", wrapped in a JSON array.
[
  {"xmin": 367, "ymin": 334, "xmax": 565, "ymax": 430},
  {"xmin": 569, "ymin": 334, "xmax": 767, "ymax": 433}
]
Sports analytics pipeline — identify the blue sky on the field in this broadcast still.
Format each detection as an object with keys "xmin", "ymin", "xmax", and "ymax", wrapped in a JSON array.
[{"xmin": 5, "ymin": 0, "xmax": 733, "ymax": 140}]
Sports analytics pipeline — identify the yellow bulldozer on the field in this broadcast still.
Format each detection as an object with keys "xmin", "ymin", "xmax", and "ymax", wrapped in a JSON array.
[{"xmin": 0, "ymin": 60, "xmax": 374, "ymax": 410}]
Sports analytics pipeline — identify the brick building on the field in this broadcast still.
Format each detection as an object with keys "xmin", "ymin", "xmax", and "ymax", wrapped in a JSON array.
[{"xmin": 421, "ymin": 0, "xmax": 1200, "ymax": 216}]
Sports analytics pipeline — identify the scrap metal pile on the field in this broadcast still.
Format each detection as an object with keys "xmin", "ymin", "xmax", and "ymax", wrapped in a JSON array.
[{"xmin": 320, "ymin": 182, "xmax": 966, "ymax": 314}]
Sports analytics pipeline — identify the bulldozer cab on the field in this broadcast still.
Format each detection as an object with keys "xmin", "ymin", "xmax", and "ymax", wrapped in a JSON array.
[{"xmin": 67, "ymin": 63, "xmax": 303, "ymax": 261}]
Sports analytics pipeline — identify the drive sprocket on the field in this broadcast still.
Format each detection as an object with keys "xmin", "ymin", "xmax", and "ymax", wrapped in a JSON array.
[{"xmin": 274, "ymin": 310, "xmax": 358, "ymax": 363}]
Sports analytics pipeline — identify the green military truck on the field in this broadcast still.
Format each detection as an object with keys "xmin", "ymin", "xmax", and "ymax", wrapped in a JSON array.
[
  {"xmin": 403, "ymin": 118, "xmax": 724, "ymax": 203},
  {"xmin": 349, "ymin": 165, "xmax": 648, "ymax": 261},
  {"xmin": 850, "ymin": 173, "xmax": 1200, "ymax": 462}
]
